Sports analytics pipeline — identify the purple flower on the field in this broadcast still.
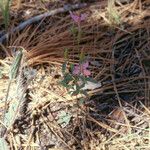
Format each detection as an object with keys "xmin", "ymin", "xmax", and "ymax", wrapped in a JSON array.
[
  {"xmin": 73, "ymin": 61, "xmax": 91, "ymax": 77},
  {"xmin": 70, "ymin": 11, "xmax": 87, "ymax": 24}
]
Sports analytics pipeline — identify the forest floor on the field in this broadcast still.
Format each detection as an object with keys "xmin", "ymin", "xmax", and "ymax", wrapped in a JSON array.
[{"xmin": 0, "ymin": 0, "xmax": 150, "ymax": 150}]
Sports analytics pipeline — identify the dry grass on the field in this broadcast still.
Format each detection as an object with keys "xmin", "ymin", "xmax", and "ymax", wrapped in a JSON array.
[{"xmin": 0, "ymin": 0, "xmax": 150, "ymax": 149}]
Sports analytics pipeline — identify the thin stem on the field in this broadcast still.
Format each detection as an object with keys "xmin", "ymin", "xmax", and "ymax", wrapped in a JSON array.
[{"xmin": 2, "ymin": 80, "xmax": 12, "ymax": 121}]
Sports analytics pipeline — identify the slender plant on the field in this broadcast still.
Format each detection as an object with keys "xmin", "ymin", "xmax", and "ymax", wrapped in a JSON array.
[
  {"xmin": 60, "ymin": 12, "xmax": 101, "ymax": 96},
  {"xmin": 0, "ymin": 0, "xmax": 12, "ymax": 30},
  {"xmin": 69, "ymin": 11, "xmax": 87, "ymax": 45}
]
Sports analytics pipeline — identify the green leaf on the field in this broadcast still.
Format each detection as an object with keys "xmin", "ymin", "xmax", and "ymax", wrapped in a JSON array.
[
  {"xmin": 70, "ymin": 26, "xmax": 78, "ymax": 37},
  {"xmin": 57, "ymin": 111, "xmax": 72, "ymax": 128},
  {"xmin": 85, "ymin": 77, "xmax": 97, "ymax": 83},
  {"xmin": 70, "ymin": 63, "xmax": 74, "ymax": 72},
  {"xmin": 79, "ymin": 75, "xmax": 87, "ymax": 83},
  {"xmin": 64, "ymin": 73, "xmax": 73, "ymax": 83},
  {"xmin": 59, "ymin": 80, "xmax": 70, "ymax": 88},
  {"xmin": 62, "ymin": 63, "xmax": 67, "ymax": 74},
  {"xmin": 78, "ymin": 98, "xmax": 85, "ymax": 105},
  {"xmin": 64, "ymin": 48, "xmax": 69, "ymax": 60},
  {"xmin": 79, "ymin": 50, "xmax": 85, "ymax": 62},
  {"xmin": 77, "ymin": 30, "xmax": 83, "ymax": 44},
  {"xmin": 9, "ymin": 50, "xmax": 23, "ymax": 80}
]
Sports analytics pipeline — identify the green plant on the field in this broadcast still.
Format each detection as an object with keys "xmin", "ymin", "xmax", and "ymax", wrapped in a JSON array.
[
  {"xmin": 60, "ymin": 14, "xmax": 101, "ymax": 96},
  {"xmin": 60, "ymin": 49, "xmax": 97, "ymax": 96},
  {"xmin": 70, "ymin": 11, "xmax": 87, "ymax": 44},
  {"xmin": 57, "ymin": 111, "xmax": 72, "ymax": 128},
  {"xmin": 0, "ymin": 0, "xmax": 12, "ymax": 30}
]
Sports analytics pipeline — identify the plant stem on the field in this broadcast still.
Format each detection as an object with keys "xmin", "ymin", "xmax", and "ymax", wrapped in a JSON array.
[{"xmin": 2, "ymin": 80, "xmax": 12, "ymax": 122}]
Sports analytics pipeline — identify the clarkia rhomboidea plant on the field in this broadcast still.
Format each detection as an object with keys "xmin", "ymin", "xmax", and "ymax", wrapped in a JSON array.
[
  {"xmin": 69, "ymin": 11, "xmax": 87, "ymax": 44},
  {"xmin": 60, "ymin": 50, "xmax": 98, "ymax": 96}
]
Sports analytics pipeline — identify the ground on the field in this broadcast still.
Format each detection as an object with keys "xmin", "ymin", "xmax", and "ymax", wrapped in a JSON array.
[{"xmin": 0, "ymin": 0, "xmax": 150, "ymax": 150}]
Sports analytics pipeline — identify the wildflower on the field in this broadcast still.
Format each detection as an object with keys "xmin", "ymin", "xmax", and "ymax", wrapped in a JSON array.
[
  {"xmin": 70, "ymin": 11, "xmax": 87, "ymax": 24},
  {"xmin": 73, "ymin": 61, "xmax": 91, "ymax": 77}
]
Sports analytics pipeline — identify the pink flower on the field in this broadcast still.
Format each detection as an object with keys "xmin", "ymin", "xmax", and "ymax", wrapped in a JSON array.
[
  {"xmin": 73, "ymin": 61, "xmax": 91, "ymax": 77},
  {"xmin": 70, "ymin": 11, "xmax": 87, "ymax": 24}
]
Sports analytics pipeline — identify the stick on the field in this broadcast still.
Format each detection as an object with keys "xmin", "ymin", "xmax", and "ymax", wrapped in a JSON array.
[{"xmin": 0, "ymin": 3, "xmax": 87, "ymax": 43}]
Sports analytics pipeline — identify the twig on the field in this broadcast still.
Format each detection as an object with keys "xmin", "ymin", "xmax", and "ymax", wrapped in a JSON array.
[
  {"xmin": 0, "ymin": 3, "xmax": 87, "ymax": 43},
  {"xmin": 87, "ymin": 115, "xmax": 118, "ymax": 133}
]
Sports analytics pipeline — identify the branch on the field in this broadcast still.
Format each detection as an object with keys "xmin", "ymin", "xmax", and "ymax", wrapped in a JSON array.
[{"xmin": 0, "ymin": 3, "xmax": 87, "ymax": 44}]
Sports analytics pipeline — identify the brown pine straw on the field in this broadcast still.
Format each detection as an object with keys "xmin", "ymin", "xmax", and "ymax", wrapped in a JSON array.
[{"xmin": 0, "ymin": 1, "xmax": 149, "ymax": 149}]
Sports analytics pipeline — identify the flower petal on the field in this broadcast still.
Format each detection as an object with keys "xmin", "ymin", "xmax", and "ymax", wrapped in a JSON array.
[
  {"xmin": 73, "ymin": 65, "xmax": 80, "ymax": 75},
  {"xmin": 70, "ymin": 11, "xmax": 80, "ymax": 23},
  {"xmin": 82, "ymin": 61, "xmax": 89, "ymax": 69},
  {"xmin": 80, "ymin": 13, "xmax": 87, "ymax": 21},
  {"xmin": 83, "ymin": 69, "xmax": 91, "ymax": 76}
]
